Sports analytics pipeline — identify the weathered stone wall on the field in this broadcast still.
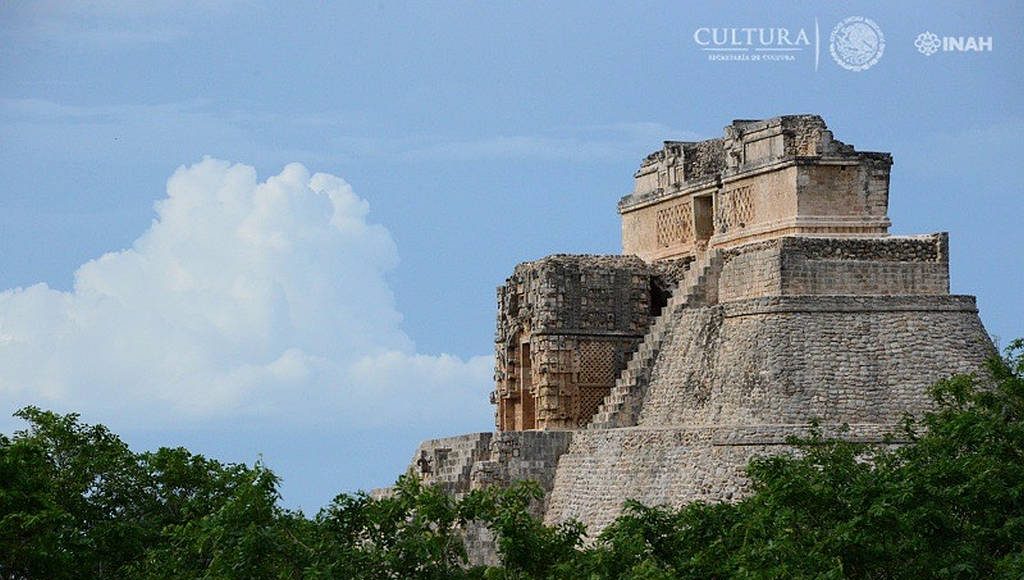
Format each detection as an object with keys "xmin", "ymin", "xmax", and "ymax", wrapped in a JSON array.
[
  {"xmin": 637, "ymin": 295, "xmax": 993, "ymax": 428},
  {"xmin": 778, "ymin": 235, "xmax": 949, "ymax": 296},
  {"xmin": 619, "ymin": 185, "xmax": 717, "ymax": 261},
  {"xmin": 682, "ymin": 138, "xmax": 725, "ymax": 181},
  {"xmin": 469, "ymin": 431, "xmax": 573, "ymax": 494},
  {"xmin": 401, "ymin": 431, "xmax": 573, "ymax": 498},
  {"xmin": 797, "ymin": 160, "xmax": 891, "ymax": 219},
  {"xmin": 544, "ymin": 423, "xmax": 894, "ymax": 533},
  {"xmin": 405, "ymin": 433, "xmax": 494, "ymax": 495},
  {"xmin": 716, "ymin": 240, "xmax": 784, "ymax": 302},
  {"xmin": 620, "ymin": 115, "xmax": 893, "ymax": 261},
  {"xmin": 544, "ymin": 292, "xmax": 993, "ymax": 535},
  {"xmin": 493, "ymin": 255, "xmax": 658, "ymax": 430},
  {"xmin": 544, "ymin": 229, "xmax": 990, "ymax": 536},
  {"xmin": 713, "ymin": 166, "xmax": 800, "ymax": 244},
  {"xmin": 717, "ymin": 234, "xmax": 950, "ymax": 302},
  {"xmin": 394, "ymin": 431, "xmax": 574, "ymax": 566},
  {"xmin": 495, "ymin": 255, "xmax": 654, "ymax": 338}
]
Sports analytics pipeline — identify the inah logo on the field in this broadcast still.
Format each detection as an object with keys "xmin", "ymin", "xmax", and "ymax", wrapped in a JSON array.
[
  {"xmin": 915, "ymin": 31, "xmax": 941, "ymax": 55},
  {"xmin": 915, "ymin": 32, "xmax": 993, "ymax": 55},
  {"xmin": 830, "ymin": 16, "xmax": 885, "ymax": 71}
]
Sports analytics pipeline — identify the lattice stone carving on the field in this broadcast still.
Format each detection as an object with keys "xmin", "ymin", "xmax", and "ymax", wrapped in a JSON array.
[
  {"xmin": 655, "ymin": 202, "xmax": 694, "ymax": 247},
  {"xmin": 576, "ymin": 341, "xmax": 616, "ymax": 385},
  {"xmin": 576, "ymin": 386, "xmax": 611, "ymax": 427},
  {"xmin": 717, "ymin": 185, "xmax": 754, "ymax": 230}
]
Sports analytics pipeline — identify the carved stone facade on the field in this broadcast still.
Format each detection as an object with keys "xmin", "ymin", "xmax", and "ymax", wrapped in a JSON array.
[
  {"xmin": 621, "ymin": 115, "xmax": 892, "ymax": 261},
  {"xmin": 491, "ymin": 255, "xmax": 663, "ymax": 430},
  {"xmin": 388, "ymin": 115, "xmax": 995, "ymax": 564}
]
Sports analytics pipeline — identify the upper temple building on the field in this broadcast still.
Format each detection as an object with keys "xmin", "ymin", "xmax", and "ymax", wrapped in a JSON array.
[
  {"xmin": 393, "ymin": 115, "xmax": 994, "ymax": 563},
  {"xmin": 620, "ymin": 114, "xmax": 892, "ymax": 261}
]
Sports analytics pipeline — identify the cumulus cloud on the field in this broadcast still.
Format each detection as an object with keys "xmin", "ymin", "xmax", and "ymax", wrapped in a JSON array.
[{"xmin": 0, "ymin": 158, "xmax": 493, "ymax": 429}]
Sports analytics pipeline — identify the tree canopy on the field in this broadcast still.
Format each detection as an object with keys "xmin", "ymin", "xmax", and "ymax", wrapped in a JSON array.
[{"xmin": 2, "ymin": 339, "xmax": 1022, "ymax": 579}]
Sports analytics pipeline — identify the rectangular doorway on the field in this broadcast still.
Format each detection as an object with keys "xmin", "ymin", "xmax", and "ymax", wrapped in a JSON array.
[{"xmin": 694, "ymin": 195, "xmax": 714, "ymax": 242}]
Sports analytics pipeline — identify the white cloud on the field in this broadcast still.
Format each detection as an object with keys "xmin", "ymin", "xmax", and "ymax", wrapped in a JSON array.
[{"xmin": 0, "ymin": 158, "xmax": 493, "ymax": 429}]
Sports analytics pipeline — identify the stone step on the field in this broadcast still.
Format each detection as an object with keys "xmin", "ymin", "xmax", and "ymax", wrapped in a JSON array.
[
  {"xmin": 626, "ymin": 357, "xmax": 643, "ymax": 371},
  {"xmin": 588, "ymin": 261, "xmax": 728, "ymax": 429}
]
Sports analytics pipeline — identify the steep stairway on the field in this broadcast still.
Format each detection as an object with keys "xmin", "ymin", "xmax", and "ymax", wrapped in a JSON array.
[{"xmin": 587, "ymin": 250, "xmax": 724, "ymax": 429}]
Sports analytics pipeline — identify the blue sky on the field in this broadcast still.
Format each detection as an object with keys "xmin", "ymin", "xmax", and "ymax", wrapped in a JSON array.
[{"xmin": 1, "ymin": 1, "xmax": 1021, "ymax": 512}]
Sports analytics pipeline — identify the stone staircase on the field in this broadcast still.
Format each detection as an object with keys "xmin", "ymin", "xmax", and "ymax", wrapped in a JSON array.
[{"xmin": 587, "ymin": 250, "xmax": 724, "ymax": 429}]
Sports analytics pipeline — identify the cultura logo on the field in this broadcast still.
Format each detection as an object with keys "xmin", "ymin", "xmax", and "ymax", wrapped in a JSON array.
[
  {"xmin": 915, "ymin": 32, "xmax": 941, "ymax": 55},
  {"xmin": 829, "ymin": 16, "xmax": 885, "ymax": 71}
]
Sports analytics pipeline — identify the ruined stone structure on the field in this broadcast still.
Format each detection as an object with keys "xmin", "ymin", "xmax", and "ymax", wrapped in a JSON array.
[
  {"xmin": 621, "ymin": 115, "xmax": 892, "ymax": 261},
  {"xmin": 389, "ymin": 115, "xmax": 995, "ymax": 563},
  {"xmin": 492, "ymin": 255, "xmax": 666, "ymax": 431}
]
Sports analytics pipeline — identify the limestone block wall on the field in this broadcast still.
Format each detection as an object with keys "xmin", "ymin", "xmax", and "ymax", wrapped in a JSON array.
[
  {"xmin": 495, "ymin": 255, "xmax": 654, "ymax": 338},
  {"xmin": 637, "ymin": 295, "xmax": 993, "ymax": 428},
  {"xmin": 779, "ymin": 235, "xmax": 949, "ymax": 296},
  {"xmin": 717, "ymin": 234, "xmax": 951, "ymax": 302},
  {"xmin": 546, "ymin": 428, "xmax": 753, "ymax": 533},
  {"xmin": 544, "ymin": 423, "xmax": 894, "ymax": 534},
  {"xmin": 401, "ymin": 431, "xmax": 573, "ymax": 497},
  {"xmin": 469, "ymin": 431, "xmax": 574, "ymax": 493},
  {"xmin": 714, "ymin": 166, "xmax": 799, "ymax": 241},
  {"xmin": 544, "ymin": 292, "xmax": 993, "ymax": 535},
  {"xmin": 723, "ymin": 115, "xmax": 840, "ymax": 171},
  {"xmin": 619, "ymin": 186, "xmax": 715, "ymax": 261},
  {"xmin": 468, "ymin": 431, "xmax": 572, "ymax": 565},
  {"xmin": 797, "ymin": 158, "xmax": 891, "ymax": 219},
  {"xmin": 406, "ymin": 433, "xmax": 494, "ymax": 495},
  {"xmin": 682, "ymin": 138, "xmax": 725, "ymax": 181},
  {"xmin": 716, "ymin": 240, "xmax": 784, "ymax": 302},
  {"xmin": 391, "ymin": 431, "xmax": 573, "ymax": 566}
]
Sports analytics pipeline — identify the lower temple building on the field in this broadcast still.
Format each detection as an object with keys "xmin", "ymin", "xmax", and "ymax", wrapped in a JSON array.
[{"xmin": 386, "ymin": 115, "xmax": 995, "ymax": 563}]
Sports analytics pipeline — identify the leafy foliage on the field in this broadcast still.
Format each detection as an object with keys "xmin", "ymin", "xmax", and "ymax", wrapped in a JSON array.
[
  {"xmin": 0, "ymin": 407, "xmax": 306, "ymax": 579},
  {"xmin": 461, "ymin": 480, "xmax": 584, "ymax": 579},
  {"xmin": 2, "ymin": 340, "xmax": 1022, "ymax": 578},
  {"xmin": 308, "ymin": 474, "xmax": 474, "ymax": 579}
]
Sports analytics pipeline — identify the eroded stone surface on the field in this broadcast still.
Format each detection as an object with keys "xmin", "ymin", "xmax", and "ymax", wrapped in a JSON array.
[
  {"xmin": 621, "ymin": 115, "xmax": 892, "ymax": 261},
  {"xmin": 492, "ymin": 255, "xmax": 661, "ymax": 430}
]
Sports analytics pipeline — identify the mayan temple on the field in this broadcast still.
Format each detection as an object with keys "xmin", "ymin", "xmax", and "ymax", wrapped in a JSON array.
[{"xmin": 391, "ymin": 115, "xmax": 995, "ymax": 562}]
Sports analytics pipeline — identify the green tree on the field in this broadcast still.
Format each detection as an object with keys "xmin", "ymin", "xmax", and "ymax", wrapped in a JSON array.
[
  {"xmin": 308, "ymin": 473, "xmax": 477, "ymax": 579},
  {"xmin": 3, "ymin": 339, "xmax": 1022, "ymax": 579},
  {"xmin": 0, "ymin": 407, "xmax": 147, "ymax": 579},
  {"xmin": 130, "ymin": 461, "xmax": 311, "ymax": 579},
  {"xmin": 0, "ymin": 407, "xmax": 308, "ymax": 579},
  {"xmin": 462, "ymin": 480, "xmax": 585, "ymax": 579}
]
